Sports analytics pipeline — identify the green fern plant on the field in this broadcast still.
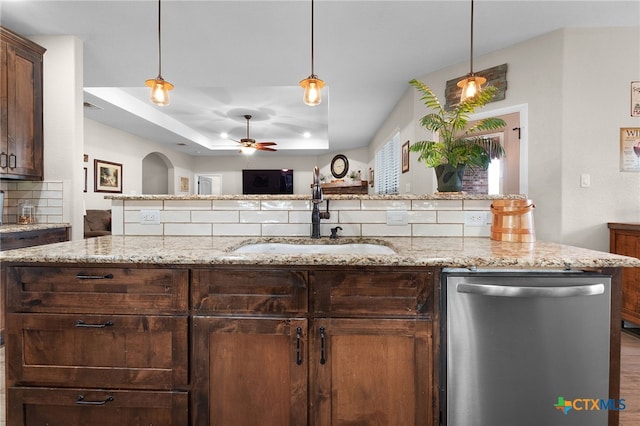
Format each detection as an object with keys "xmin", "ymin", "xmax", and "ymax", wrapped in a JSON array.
[{"xmin": 409, "ymin": 78, "xmax": 506, "ymax": 169}]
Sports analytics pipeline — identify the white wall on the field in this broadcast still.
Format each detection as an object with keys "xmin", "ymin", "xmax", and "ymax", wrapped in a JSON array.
[
  {"xmin": 376, "ymin": 27, "xmax": 640, "ymax": 250},
  {"xmin": 31, "ymin": 35, "xmax": 84, "ymax": 240},
  {"xmin": 83, "ymin": 119, "xmax": 195, "ymax": 210},
  {"xmin": 192, "ymin": 147, "xmax": 369, "ymax": 195}
]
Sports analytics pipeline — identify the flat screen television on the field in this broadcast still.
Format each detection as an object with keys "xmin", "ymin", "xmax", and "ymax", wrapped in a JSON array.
[{"xmin": 242, "ymin": 169, "xmax": 294, "ymax": 195}]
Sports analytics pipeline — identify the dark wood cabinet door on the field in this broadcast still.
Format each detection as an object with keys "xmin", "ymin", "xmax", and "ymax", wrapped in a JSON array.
[
  {"xmin": 609, "ymin": 226, "xmax": 640, "ymax": 324},
  {"xmin": 310, "ymin": 318, "xmax": 434, "ymax": 426},
  {"xmin": 191, "ymin": 316, "xmax": 308, "ymax": 426},
  {"xmin": 0, "ymin": 27, "xmax": 45, "ymax": 180},
  {"xmin": 7, "ymin": 313, "xmax": 188, "ymax": 390},
  {"xmin": 7, "ymin": 387, "xmax": 188, "ymax": 426}
]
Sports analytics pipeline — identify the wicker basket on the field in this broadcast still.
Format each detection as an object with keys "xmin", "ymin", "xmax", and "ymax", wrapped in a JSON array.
[{"xmin": 490, "ymin": 200, "xmax": 536, "ymax": 242}]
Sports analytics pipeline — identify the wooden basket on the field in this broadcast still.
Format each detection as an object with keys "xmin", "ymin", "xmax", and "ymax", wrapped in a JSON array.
[{"xmin": 490, "ymin": 200, "xmax": 536, "ymax": 242}]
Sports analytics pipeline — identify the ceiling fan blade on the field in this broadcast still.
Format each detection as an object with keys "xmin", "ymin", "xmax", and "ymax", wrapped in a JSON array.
[
  {"xmin": 258, "ymin": 147, "xmax": 278, "ymax": 152},
  {"xmin": 256, "ymin": 142, "xmax": 277, "ymax": 146}
]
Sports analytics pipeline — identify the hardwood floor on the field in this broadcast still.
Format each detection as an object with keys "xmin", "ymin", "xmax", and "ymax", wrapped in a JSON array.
[
  {"xmin": 0, "ymin": 333, "xmax": 637, "ymax": 425},
  {"xmin": 620, "ymin": 330, "xmax": 640, "ymax": 425}
]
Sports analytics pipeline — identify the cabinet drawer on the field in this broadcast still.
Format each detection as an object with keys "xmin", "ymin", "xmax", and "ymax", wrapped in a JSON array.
[
  {"xmin": 312, "ymin": 269, "xmax": 434, "ymax": 316},
  {"xmin": 7, "ymin": 387, "xmax": 188, "ymax": 426},
  {"xmin": 192, "ymin": 268, "xmax": 308, "ymax": 314},
  {"xmin": 6, "ymin": 266, "xmax": 188, "ymax": 314},
  {"xmin": 0, "ymin": 227, "xmax": 69, "ymax": 251},
  {"xmin": 6, "ymin": 313, "xmax": 188, "ymax": 390}
]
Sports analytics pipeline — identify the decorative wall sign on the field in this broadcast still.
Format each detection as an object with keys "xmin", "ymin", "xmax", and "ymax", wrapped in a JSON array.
[
  {"xmin": 402, "ymin": 141, "xmax": 410, "ymax": 173},
  {"xmin": 94, "ymin": 159, "xmax": 122, "ymax": 193},
  {"xmin": 620, "ymin": 127, "xmax": 640, "ymax": 172},
  {"xmin": 180, "ymin": 176, "xmax": 189, "ymax": 192},
  {"xmin": 631, "ymin": 81, "xmax": 640, "ymax": 117}
]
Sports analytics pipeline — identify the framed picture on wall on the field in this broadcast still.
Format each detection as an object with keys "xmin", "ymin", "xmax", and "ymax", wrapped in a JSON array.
[
  {"xmin": 180, "ymin": 176, "xmax": 189, "ymax": 192},
  {"xmin": 620, "ymin": 127, "xmax": 640, "ymax": 172},
  {"xmin": 632, "ymin": 81, "xmax": 640, "ymax": 117},
  {"xmin": 402, "ymin": 140, "xmax": 410, "ymax": 173},
  {"xmin": 94, "ymin": 159, "xmax": 123, "ymax": 193}
]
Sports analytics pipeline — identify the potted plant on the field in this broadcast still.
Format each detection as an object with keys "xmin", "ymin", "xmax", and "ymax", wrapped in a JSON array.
[{"xmin": 409, "ymin": 78, "xmax": 506, "ymax": 192}]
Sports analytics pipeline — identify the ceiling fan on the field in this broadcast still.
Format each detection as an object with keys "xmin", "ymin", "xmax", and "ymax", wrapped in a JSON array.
[{"xmin": 232, "ymin": 114, "xmax": 277, "ymax": 153}]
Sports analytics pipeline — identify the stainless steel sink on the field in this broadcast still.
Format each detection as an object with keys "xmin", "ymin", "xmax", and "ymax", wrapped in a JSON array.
[{"xmin": 232, "ymin": 242, "xmax": 396, "ymax": 255}]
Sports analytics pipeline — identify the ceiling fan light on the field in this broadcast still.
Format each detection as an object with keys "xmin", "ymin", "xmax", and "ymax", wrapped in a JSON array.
[
  {"xmin": 457, "ymin": 74, "xmax": 486, "ymax": 102},
  {"xmin": 145, "ymin": 77, "xmax": 174, "ymax": 106},
  {"xmin": 300, "ymin": 76, "xmax": 325, "ymax": 106},
  {"xmin": 240, "ymin": 145, "xmax": 256, "ymax": 155}
]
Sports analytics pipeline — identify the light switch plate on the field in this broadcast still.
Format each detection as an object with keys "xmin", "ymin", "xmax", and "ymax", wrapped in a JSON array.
[
  {"xmin": 140, "ymin": 209, "xmax": 160, "ymax": 224},
  {"xmin": 386, "ymin": 210, "xmax": 409, "ymax": 226}
]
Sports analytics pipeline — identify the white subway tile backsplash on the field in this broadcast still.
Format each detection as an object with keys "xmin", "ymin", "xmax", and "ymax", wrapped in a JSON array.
[
  {"xmin": 34, "ymin": 190, "xmax": 62, "ymax": 199},
  {"xmin": 160, "ymin": 210, "xmax": 191, "ymax": 223},
  {"xmin": 124, "ymin": 223, "xmax": 163, "ymax": 236},
  {"xmin": 165, "ymin": 223, "xmax": 212, "ymax": 236},
  {"xmin": 413, "ymin": 224, "xmax": 464, "ymax": 237},
  {"xmin": 262, "ymin": 223, "xmax": 310, "ymax": 237},
  {"xmin": 412, "ymin": 200, "xmax": 463, "ymax": 210},
  {"xmin": 212, "ymin": 200, "xmax": 260, "ymax": 210},
  {"xmin": 437, "ymin": 210, "xmax": 465, "ymax": 224},
  {"xmin": 464, "ymin": 225, "xmax": 491, "ymax": 237},
  {"xmin": 408, "ymin": 210, "xmax": 437, "ymax": 223},
  {"xmin": 463, "ymin": 200, "xmax": 493, "ymax": 210},
  {"xmin": 165, "ymin": 200, "xmax": 212, "ymax": 210},
  {"xmin": 361, "ymin": 200, "xmax": 411, "ymax": 210},
  {"xmin": 339, "ymin": 210, "xmax": 386, "ymax": 223},
  {"xmin": 192, "ymin": 210, "xmax": 239, "ymax": 223},
  {"xmin": 213, "ymin": 223, "xmax": 261, "ymax": 236},
  {"xmin": 328, "ymin": 199, "xmax": 361, "ymax": 210},
  {"xmin": 240, "ymin": 210, "xmax": 288, "ymax": 224},
  {"xmin": 124, "ymin": 200, "xmax": 163, "ymax": 210},
  {"xmin": 46, "ymin": 182, "xmax": 64, "ymax": 191},
  {"xmin": 261, "ymin": 200, "xmax": 310, "ymax": 210},
  {"xmin": 362, "ymin": 224, "xmax": 411, "ymax": 237}
]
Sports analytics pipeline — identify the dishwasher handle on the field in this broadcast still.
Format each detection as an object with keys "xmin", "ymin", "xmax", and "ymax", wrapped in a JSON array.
[{"xmin": 456, "ymin": 282, "xmax": 605, "ymax": 298}]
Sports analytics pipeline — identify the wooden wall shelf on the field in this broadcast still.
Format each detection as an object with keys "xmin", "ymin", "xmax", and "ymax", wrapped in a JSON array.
[{"xmin": 320, "ymin": 181, "xmax": 368, "ymax": 195}]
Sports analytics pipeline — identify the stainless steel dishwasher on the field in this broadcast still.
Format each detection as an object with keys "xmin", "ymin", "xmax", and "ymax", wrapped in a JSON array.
[{"xmin": 442, "ymin": 269, "xmax": 611, "ymax": 426}]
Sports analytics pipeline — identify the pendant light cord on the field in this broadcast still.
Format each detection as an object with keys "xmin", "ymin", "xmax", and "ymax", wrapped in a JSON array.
[
  {"xmin": 469, "ymin": 0, "xmax": 475, "ymax": 74},
  {"xmin": 310, "ymin": 0, "xmax": 315, "ymax": 77},
  {"xmin": 157, "ymin": 0, "xmax": 162, "ymax": 78}
]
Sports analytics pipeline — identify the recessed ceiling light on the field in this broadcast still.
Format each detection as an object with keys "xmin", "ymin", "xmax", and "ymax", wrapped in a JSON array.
[
  {"xmin": 303, "ymin": 131, "xmax": 311, "ymax": 138},
  {"xmin": 220, "ymin": 132, "xmax": 228, "ymax": 139}
]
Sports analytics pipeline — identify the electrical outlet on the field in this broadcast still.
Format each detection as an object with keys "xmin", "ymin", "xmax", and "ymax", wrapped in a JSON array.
[
  {"xmin": 140, "ymin": 209, "xmax": 160, "ymax": 224},
  {"xmin": 464, "ymin": 211, "xmax": 487, "ymax": 227}
]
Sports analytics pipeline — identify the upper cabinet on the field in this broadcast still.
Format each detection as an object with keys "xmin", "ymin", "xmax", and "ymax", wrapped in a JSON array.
[{"xmin": 0, "ymin": 27, "xmax": 45, "ymax": 180}]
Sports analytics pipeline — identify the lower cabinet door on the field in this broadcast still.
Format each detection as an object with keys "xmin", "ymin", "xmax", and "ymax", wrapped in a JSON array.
[
  {"xmin": 7, "ymin": 387, "xmax": 188, "ymax": 426},
  {"xmin": 310, "ymin": 318, "xmax": 434, "ymax": 426},
  {"xmin": 191, "ymin": 316, "xmax": 308, "ymax": 426}
]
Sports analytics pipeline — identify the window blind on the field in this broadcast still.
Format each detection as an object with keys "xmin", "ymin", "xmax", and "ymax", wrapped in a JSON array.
[{"xmin": 374, "ymin": 132, "xmax": 400, "ymax": 194}]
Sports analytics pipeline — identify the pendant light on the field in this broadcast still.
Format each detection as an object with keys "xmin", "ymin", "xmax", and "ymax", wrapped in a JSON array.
[
  {"xmin": 145, "ymin": 0, "xmax": 173, "ymax": 106},
  {"xmin": 299, "ymin": 0, "xmax": 325, "ymax": 106},
  {"xmin": 457, "ymin": 0, "xmax": 486, "ymax": 102}
]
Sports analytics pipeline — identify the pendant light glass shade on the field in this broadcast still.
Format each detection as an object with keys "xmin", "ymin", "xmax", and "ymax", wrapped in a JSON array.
[
  {"xmin": 146, "ymin": 0, "xmax": 173, "ymax": 106},
  {"xmin": 458, "ymin": 0, "xmax": 484, "ymax": 102},
  {"xmin": 145, "ymin": 77, "xmax": 174, "ymax": 106},
  {"xmin": 457, "ymin": 74, "xmax": 486, "ymax": 102},
  {"xmin": 300, "ymin": 76, "xmax": 325, "ymax": 106},
  {"xmin": 300, "ymin": 0, "xmax": 324, "ymax": 106}
]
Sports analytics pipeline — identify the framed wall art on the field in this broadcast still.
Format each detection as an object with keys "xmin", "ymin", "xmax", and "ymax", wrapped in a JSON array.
[
  {"xmin": 402, "ymin": 140, "xmax": 410, "ymax": 173},
  {"xmin": 620, "ymin": 127, "xmax": 640, "ymax": 172},
  {"xmin": 632, "ymin": 81, "xmax": 640, "ymax": 117},
  {"xmin": 94, "ymin": 159, "xmax": 122, "ymax": 193},
  {"xmin": 180, "ymin": 176, "xmax": 189, "ymax": 192}
]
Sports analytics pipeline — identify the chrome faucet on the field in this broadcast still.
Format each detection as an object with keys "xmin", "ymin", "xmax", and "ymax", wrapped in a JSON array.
[{"xmin": 311, "ymin": 166, "xmax": 330, "ymax": 238}]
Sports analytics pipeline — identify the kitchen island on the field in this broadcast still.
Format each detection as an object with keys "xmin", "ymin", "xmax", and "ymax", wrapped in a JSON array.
[{"xmin": 1, "ymin": 235, "xmax": 638, "ymax": 426}]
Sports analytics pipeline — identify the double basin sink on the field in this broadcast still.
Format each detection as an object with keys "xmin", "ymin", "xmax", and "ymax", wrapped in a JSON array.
[{"xmin": 232, "ymin": 241, "xmax": 396, "ymax": 255}]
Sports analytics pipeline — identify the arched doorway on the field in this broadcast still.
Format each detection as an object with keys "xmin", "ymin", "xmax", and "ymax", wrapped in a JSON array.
[{"xmin": 142, "ymin": 152, "xmax": 173, "ymax": 194}]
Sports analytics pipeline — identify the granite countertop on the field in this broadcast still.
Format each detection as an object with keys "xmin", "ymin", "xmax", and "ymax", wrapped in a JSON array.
[
  {"xmin": 0, "ymin": 223, "xmax": 71, "ymax": 234},
  {"xmin": 105, "ymin": 193, "xmax": 528, "ymax": 201},
  {"xmin": 1, "ymin": 235, "xmax": 638, "ymax": 269}
]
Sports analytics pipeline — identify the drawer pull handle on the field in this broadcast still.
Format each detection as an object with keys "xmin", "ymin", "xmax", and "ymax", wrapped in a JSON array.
[
  {"xmin": 319, "ymin": 327, "xmax": 327, "ymax": 365},
  {"xmin": 75, "ymin": 273, "xmax": 114, "ymax": 280},
  {"xmin": 76, "ymin": 395, "xmax": 114, "ymax": 406},
  {"xmin": 76, "ymin": 320, "xmax": 113, "ymax": 328},
  {"xmin": 295, "ymin": 327, "xmax": 303, "ymax": 366}
]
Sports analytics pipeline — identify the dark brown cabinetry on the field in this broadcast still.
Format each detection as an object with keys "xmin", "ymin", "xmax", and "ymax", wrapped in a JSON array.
[
  {"xmin": 5, "ymin": 263, "xmax": 438, "ymax": 426},
  {"xmin": 5, "ymin": 265, "xmax": 189, "ymax": 425},
  {"xmin": 191, "ymin": 267, "xmax": 437, "ymax": 426},
  {"xmin": 0, "ymin": 27, "xmax": 45, "ymax": 180},
  {"xmin": 0, "ymin": 226, "xmax": 69, "ymax": 251},
  {"xmin": 609, "ymin": 222, "xmax": 640, "ymax": 325}
]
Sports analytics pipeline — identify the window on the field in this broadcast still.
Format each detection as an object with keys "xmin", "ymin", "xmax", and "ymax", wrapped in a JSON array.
[{"xmin": 374, "ymin": 131, "xmax": 400, "ymax": 194}]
